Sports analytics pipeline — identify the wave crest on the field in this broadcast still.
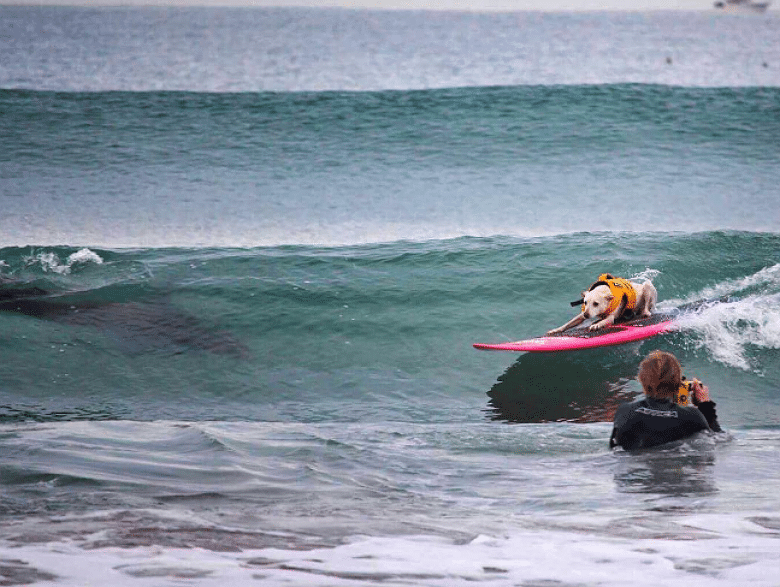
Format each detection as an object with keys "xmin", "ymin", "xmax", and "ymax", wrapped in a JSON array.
[{"xmin": 675, "ymin": 264, "xmax": 780, "ymax": 371}]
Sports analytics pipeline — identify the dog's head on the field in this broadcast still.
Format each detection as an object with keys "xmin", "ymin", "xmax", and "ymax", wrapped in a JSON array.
[{"xmin": 582, "ymin": 285, "xmax": 614, "ymax": 319}]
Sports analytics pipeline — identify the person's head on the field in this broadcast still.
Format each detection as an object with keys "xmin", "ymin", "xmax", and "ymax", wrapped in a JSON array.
[{"xmin": 638, "ymin": 350, "xmax": 682, "ymax": 400}]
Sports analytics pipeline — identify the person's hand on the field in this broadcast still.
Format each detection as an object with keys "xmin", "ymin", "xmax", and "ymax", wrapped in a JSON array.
[{"xmin": 692, "ymin": 379, "xmax": 711, "ymax": 403}]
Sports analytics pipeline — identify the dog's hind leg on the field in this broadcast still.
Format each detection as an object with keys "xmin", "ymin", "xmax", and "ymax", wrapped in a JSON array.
[{"xmin": 638, "ymin": 282, "xmax": 657, "ymax": 317}]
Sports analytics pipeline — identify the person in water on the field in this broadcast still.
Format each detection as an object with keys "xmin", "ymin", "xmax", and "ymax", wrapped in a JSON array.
[{"xmin": 610, "ymin": 350, "xmax": 722, "ymax": 450}]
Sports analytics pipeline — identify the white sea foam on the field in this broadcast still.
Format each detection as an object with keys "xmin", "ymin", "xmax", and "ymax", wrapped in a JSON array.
[
  {"xmin": 678, "ymin": 264, "xmax": 780, "ymax": 306},
  {"xmin": 632, "ymin": 268, "xmax": 662, "ymax": 283},
  {"xmin": 3, "ymin": 516, "xmax": 780, "ymax": 587},
  {"xmin": 66, "ymin": 247, "xmax": 104, "ymax": 267},
  {"xmin": 667, "ymin": 265, "xmax": 780, "ymax": 371},
  {"xmin": 676, "ymin": 294, "xmax": 780, "ymax": 371},
  {"xmin": 23, "ymin": 248, "xmax": 104, "ymax": 275}
]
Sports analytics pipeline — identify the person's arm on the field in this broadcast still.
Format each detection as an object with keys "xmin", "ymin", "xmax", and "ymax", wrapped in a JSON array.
[
  {"xmin": 609, "ymin": 402, "xmax": 635, "ymax": 448},
  {"xmin": 691, "ymin": 380, "xmax": 722, "ymax": 433},
  {"xmin": 609, "ymin": 426, "xmax": 618, "ymax": 448}
]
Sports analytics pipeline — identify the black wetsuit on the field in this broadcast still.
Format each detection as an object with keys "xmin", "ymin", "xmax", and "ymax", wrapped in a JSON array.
[{"xmin": 610, "ymin": 397, "xmax": 721, "ymax": 450}]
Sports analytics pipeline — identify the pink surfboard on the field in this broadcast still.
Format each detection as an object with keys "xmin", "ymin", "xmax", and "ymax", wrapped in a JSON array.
[{"xmin": 473, "ymin": 314, "xmax": 676, "ymax": 352}]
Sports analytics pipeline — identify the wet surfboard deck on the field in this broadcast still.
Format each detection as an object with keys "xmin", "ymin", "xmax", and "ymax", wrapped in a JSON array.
[{"xmin": 473, "ymin": 312, "xmax": 677, "ymax": 352}]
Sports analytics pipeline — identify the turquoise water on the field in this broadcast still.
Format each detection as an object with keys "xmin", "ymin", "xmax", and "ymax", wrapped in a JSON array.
[
  {"xmin": 1, "ymin": 7, "xmax": 779, "ymax": 586},
  {"xmin": 1, "ymin": 234, "xmax": 779, "ymax": 426},
  {"xmin": 2, "ymin": 84, "xmax": 779, "ymax": 246}
]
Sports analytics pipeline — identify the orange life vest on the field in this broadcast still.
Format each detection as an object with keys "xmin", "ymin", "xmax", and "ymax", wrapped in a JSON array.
[{"xmin": 584, "ymin": 274, "xmax": 638, "ymax": 315}]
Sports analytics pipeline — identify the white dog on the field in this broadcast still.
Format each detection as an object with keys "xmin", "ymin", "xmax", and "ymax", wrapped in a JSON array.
[{"xmin": 547, "ymin": 273, "xmax": 657, "ymax": 335}]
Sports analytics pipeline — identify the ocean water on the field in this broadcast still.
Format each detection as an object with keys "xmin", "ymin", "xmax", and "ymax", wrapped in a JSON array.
[{"xmin": 1, "ymin": 6, "xmax": 780, "ymax": 586}]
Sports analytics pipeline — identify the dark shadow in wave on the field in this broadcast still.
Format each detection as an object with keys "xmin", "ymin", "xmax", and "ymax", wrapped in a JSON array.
[
  {"xmin": 485, "ymin": 348, "xmax": 643, "ymax": 423},
  {"xmin": 0, "ymin": 283, "xmax": 248, "ymax": 358}
]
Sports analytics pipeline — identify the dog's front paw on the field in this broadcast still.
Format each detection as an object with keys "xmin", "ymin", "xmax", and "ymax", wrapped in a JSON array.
[
  {"xmin": 547, "ymin": 328, "xmax": 562, "ymax": 335},
  {"xmin": 588, "ymin": 323, "xmax": 603, "ymax": 331}
]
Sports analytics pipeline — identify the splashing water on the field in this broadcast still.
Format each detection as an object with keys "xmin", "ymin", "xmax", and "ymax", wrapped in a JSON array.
[
  {"xmin": 673, "ymin": 265, "xmax": 780, "ymax": 371},
  {"xmin": 21, "ymin": 248, "xmax": 104, "ymax": 275}
]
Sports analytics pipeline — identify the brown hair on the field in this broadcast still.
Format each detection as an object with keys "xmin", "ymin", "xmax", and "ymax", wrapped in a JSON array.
[{"xmin": 638, "ymin": 351, "xmax": 682, "ymax": 399}]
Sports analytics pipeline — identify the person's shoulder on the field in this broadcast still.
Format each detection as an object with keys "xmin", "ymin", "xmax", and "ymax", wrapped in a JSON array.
[
  {"xmin": 621, "ymin": 397, "xmax": 647, "ymax": 409},
  {"xmin": 675, "ymin": 403, "xmax": 710, "ymax": 424},
  {"xmin": 615, "ymin": 398, "xmax": 644, "ymax": 414},
  {"xmin": 613, "ymin": 397, "xmax": 646, "ymax": 426}
]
